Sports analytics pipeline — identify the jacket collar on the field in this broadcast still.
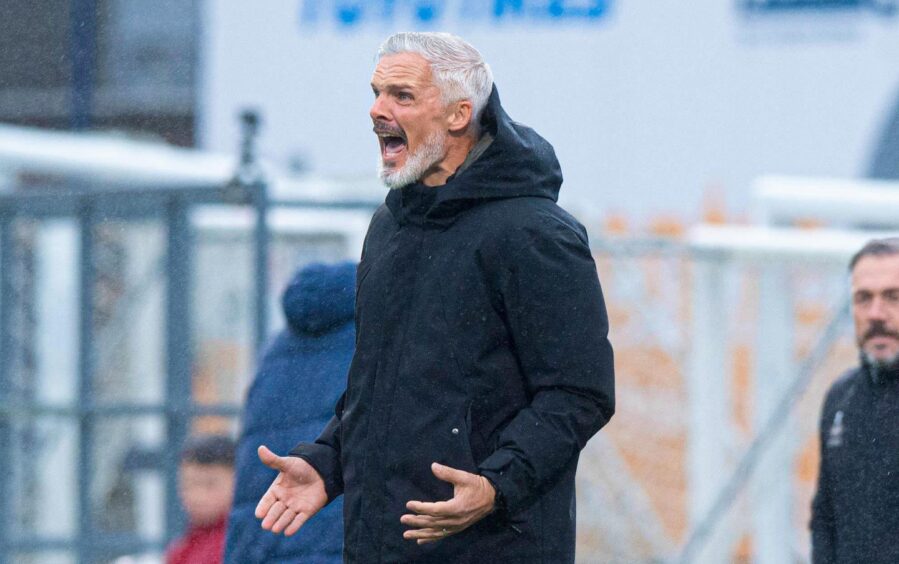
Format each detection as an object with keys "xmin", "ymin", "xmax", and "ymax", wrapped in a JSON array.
[{"xmin": 861, "ymin": 352, "xmax": 899, "ymax": 386}]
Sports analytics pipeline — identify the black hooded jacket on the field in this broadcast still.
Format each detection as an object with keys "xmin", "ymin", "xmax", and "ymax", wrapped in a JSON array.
[
  {"xmin": 810, "ymin": 359, "xmax": 899, "ymax": 563},
  {"xmin": 291, "ymin": 87, "xmax": 615, "ymax": 563}
]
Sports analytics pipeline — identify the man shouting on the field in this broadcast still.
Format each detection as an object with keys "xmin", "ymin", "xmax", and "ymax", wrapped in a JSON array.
[{"xmin": 255, "ymin": 32, "xmax": 615, "ymax": 563}]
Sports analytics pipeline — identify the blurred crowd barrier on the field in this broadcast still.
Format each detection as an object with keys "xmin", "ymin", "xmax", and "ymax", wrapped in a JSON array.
[
  {"xmin": 576, "ymin": 234, "xmax": 857, "ymax": 563},
  {"xmin": 0, "ymin": 194, "xmax": 881, "ymax": 563}
]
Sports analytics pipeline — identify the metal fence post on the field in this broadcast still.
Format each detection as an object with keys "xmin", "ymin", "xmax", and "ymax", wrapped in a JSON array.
[
  {"xmin": 685, "ymin": 256, "xmax": 734, "ymax": 563},
  {"xmin": 0, "ymin": 218, "xmax": 12, "ymax": 564},
  {"xmin": 77, "ymin": 201, "xmax": 96, "ymax": 564},
  {"xmin": 752, "ymin": 265, "xmax": 795, "ymax": 562},
  {"xmin": 164, "ymin": 197, "xmax": 192, "ymax": 544},
  {"xmin": 70, "ymin": 0, "xmax": 96, "ymax": 131}
]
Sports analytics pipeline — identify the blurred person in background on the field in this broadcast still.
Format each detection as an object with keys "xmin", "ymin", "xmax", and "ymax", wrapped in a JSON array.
[
  {"xmin": 225, "ymin": 262, "xmax": 354, "ymax": 563},
  {"xmin": 254, "ymin": 31, "xmax": 615, "ymax": 563},
  {"xmin": 811, "ymin": 237, "xmax": 899, "ymax": 563},
  {"xmin": 166, "ymin": 434, "xmax": 236, "ymax": 564}
]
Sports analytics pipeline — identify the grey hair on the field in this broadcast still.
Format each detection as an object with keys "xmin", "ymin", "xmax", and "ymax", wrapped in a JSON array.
[
  {"xmin": 850, "ymin": 237, "xmax": 899, "ymax": 271},
  {"xmin": 378, "ymin": 32, "xmax": 494, "ymax": 133}
]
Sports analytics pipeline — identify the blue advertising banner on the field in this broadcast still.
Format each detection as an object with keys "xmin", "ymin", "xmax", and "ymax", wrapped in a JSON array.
[
  {"xmin": 299, "ymin": 0, "xmax": 611, "ymax": 28},
  {"xmin": 741, "ymin": 0, "xmax": 896, "ymax": 15}
]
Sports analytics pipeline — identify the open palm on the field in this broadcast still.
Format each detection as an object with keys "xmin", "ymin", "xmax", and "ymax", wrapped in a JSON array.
[{"xmin": 255, "ymin": 445, "xmax": 329, "ymax": 536}]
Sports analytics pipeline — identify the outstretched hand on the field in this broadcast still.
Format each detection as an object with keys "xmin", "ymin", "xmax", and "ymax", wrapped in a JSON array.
[
  {"xmin": 401, "ymin": 462, "xmax": 496, "ymax": 544},
  {"xmin": 255, "ymin": 445, "xmax": 328, "ymax": 536}
]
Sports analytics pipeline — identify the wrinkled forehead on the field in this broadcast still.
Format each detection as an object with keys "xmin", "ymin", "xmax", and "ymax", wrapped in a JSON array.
[
  {"xmin": 371, "ymin": 52, "xmax": 435, "ymax": 89},
  {"xmin": 851, "ymin": 254, "xmax": 899, "ymax": 292}
]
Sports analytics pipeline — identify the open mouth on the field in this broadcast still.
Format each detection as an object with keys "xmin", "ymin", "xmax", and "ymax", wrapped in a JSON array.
[{"xmin": 374, "ymin": 126, "xmax": 408, "ymax": 162}]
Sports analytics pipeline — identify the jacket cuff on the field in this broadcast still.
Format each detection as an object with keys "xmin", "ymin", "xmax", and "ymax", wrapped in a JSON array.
[
  {"xmin": 478, "ymin": 460, "xmax": 526, "ymax": 517},
  {"xmin": 288, "ymin": 442, "xmax": 343, "ymax": 501},
  {"xmin": 480, "ymin": 473, "xmax": 508, "ymax": 520}
]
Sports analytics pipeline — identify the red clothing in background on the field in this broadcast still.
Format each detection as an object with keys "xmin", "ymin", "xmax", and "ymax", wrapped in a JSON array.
[{"xmin": 165, "ymin": 516, "xmax": 227, "ymax": 564}]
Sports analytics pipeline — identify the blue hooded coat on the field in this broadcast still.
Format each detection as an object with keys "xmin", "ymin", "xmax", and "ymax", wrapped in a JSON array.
[{"xmin": 225, "ymin": 262, "xmax": 355, "ymax": 563}]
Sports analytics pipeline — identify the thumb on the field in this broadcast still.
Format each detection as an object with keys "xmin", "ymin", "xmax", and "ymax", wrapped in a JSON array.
[
  {"xmin": 431, "ymin": 462, "xmax": 471, "ymax": 486},
  {"xmin": 258, "ymin": 445, "xmax": 287, "ymax": 472}
]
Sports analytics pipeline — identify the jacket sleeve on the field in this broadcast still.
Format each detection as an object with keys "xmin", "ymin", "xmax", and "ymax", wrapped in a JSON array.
[
  {"xmin": 289, "ymin": 393, "xmax": 346, "ymax": 501},
  {"xmin": 477, "ymin": 215, "xmax": 615, "ymax": 516},
  {"xmin": 810, "ymin": 396, "xmax": 837, "ymax": 564}
]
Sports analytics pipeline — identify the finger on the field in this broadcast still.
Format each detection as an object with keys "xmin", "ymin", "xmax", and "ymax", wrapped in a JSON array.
[
  {"xmin": 258, "ymin": 445, "xmax": 287, "ymax": 472},
  {"xmin": 419, "ymin": 537, "xmax": 442, "ymax": 545},
  {"xmin": 406, "ymin": 499, "xmax": 454, "ymax": 516},
  {"xmin": 431, "ymin": 462, "xmax": 472, "ymax": 485},
  {"xmin": 271, "ymin": 507, "xmax": 297, "ymax": 534},
  {"xmin": 260, "ymin": 501, "xmax": 287, "ymax": 530},
  {"xmin": 255, "ymin": 488, "xmax": 279, "ymax": 519},
  {"xmin": 403, "ymin": 513, "xmax": 466, "ymax": 531},
  {"xmin": 404, "ymin": 527, "xmax": 451, "ymax": 542},
  {"xmin": 284, "ymin": 512, "xmax": 311, "ymax": 536},
  {"xmin": 400, "ymin": 513, "xmax": 440, "ymax": 528}
]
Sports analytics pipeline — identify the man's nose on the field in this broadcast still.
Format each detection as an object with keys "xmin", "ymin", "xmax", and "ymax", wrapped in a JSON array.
[
  {"xmin": 370, "ymin": 94, "xmax": 390, "ymax": 122},
  {"xmin": 867, "ymin": 296, "xmax": 889, "ymax": 320}
]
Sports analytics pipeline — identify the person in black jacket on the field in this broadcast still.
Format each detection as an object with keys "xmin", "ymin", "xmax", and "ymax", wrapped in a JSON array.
[
  {"xmin": 225, "ymin": 262, "xmax": 354, "ymax": 563},
  {"xmin": 811, "ymin": 237, "xmax": 899, "ymax": 563},
  {"xmin": 254, "ymin": 32, "xmax": 615, "ymax": 563}
]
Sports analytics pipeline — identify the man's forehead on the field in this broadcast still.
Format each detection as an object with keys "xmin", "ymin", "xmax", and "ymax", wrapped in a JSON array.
[
  {"xmin": 851, "ymin": 254, "xmax": 899, "ymax": 289},
  {"xmin": 371, "ymin": 52, "xmax": 433, "ymax": 87}
]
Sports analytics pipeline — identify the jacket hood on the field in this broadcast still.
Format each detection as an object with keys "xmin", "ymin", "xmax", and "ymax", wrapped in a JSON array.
[
  {"xmin": 282, "ymin": 261, "xmax": 356, "ymax": 335},
  {"xmin": 386, "ymin": 85, "xmax": 563, "ymax": 226}
]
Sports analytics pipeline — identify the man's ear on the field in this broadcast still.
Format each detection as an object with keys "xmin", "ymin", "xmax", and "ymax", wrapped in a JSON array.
[{"xmin": 447, "ymin": 100, "xmax": 473, "ymax": 134}]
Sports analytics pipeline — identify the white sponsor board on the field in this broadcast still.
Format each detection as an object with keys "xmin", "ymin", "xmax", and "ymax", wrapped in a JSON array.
[{"xmin": 200, "ymin": 0, "xmax": 899, "ymax": 224}]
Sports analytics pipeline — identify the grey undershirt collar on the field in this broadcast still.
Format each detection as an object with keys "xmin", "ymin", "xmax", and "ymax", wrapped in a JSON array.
[{"xmin": 456, "ymin": 132, "xmax": 494, "ymax": 175}]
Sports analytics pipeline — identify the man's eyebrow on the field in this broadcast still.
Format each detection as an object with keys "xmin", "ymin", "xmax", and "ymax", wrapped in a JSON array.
[{"xmin": 371, "ymin": 82, "xmax": 415, "ymax": 92}]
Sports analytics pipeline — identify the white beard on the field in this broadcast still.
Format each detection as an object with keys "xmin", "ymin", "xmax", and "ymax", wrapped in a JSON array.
[
  {"xmin": 378, "ymin": 130, "xmax": 447, "ymax": 189},
  {"xmin": 863, "ymin": 349, "xmax": 899, "ymax": 370}
]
